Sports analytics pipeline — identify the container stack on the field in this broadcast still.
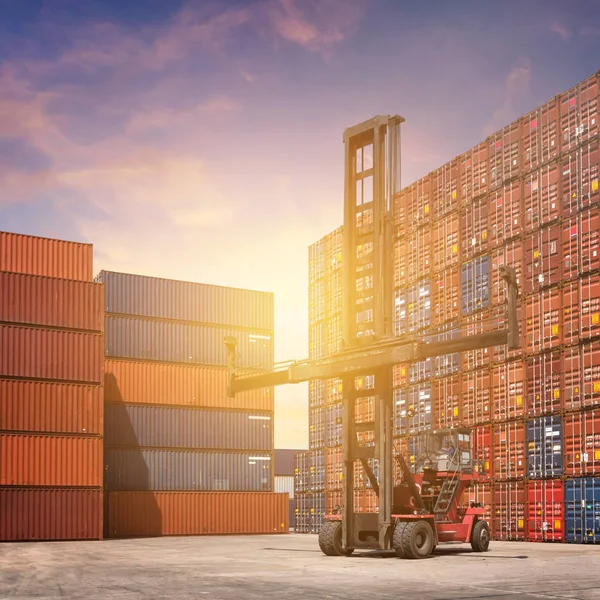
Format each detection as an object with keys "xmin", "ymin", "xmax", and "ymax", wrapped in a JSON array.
[
  {"xmin": 274, "ymin": 449, "xmax": 303, "ymax": 528},
  {"xmin": 0, "ymin": 231, "xmax": 104, "ymax": 541},
  {"xmin": 305, "ymin": 70, "xmax": 600, "ymax": 544},
  {"xmin": 98, "ymin": 271, "xmax": 288, "ymax": 537}
]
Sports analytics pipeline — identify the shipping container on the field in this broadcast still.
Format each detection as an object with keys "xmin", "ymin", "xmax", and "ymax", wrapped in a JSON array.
[
  {"xmin": 394, "ymin": 228, "xmax": 432, "ymax": 286},
  {"xmin": 564, "ymin": 345, "xmax": 583, "ymax": 411},
  {"xmin": 460, "ymin": 256, "xmax": 490, "ymax": 315},
  {"xmin": 520, "ymin": 97, "xmax": 560, "ymax": 174},
  {"xmin": 97, "ymin": 270, "xmax": 274, "ymax": 331},
  {"xmin": 325, "ymin": 403, "xmax": 342, "ymax": 448},
  {"xmin": 294, "ymin": 450, "xmax": 325, "ymax": 494},
  {"xmin": 489, "ymin": 181, "xmax": 522, "ymax": 246},
  {"xmin": 0, "ymin": 434, "xmax": 102, "ymax": 487},
  {"xmin": 582, "ymin": 342, "xmax": 600, "ymax": 408},
  {"xmin": 523, "ymin": 224, "xmax": 561, "ymax": 294},
  {"xmin": 394, "ymin": 175, "xmax": 433, "ymax": 232},
  {"xmin": 0, "ymin": 325, "xmax": 103, "ymax": 383},
  {"xmin": 104, "ymin": 316, "xmax": 273, "ymax": 370},
  {"xmin": 580, "ymin": 274, "xmax": 600, "ymax": 340},
  {"xmin": 488, "ymin": 120, "xmax": 522, "ymax": 190},
  {"xmin": 493, "ymin": 481, "xmax": 526, "ymax": 540},
  {"xmin": 523, "ymin": 163, "xmax": 561, "ymax": 231},
  {"xmin": 0, "ymin": 272, "xmax": 103, "ymax": 332},
  {"xmin": 562, "ymin": 282, "xmax": 580, "ymax": 346},
  {"xmin": 459, "ymin": 142, "xmax": 489, "ymax": 203},
  {"xmin": 472, "ymin": 426, "xmax": 492, "ymax": 480},
  {"xmin": 432, "ymin": 214, "xmax": 459, "ymax": 272},
  {"xmin": 462, "ymin": 311, "xmax": 492, "ymax": 370},
  {"xmin": 432, "ymin": 157, "xmax": 460, "ymax": 217},
  {"xmin": 564, "ymin": 477, "xmax": 600, "ymax": 543},
  {"xmin": 104, "ymin": 359, "xmax": 272, "ymax": 412},
  {"xmin": 107, "ymin": 491, "xmax": 288, "ymax": 537},
  {"xmin": 274, "ymin": 475, "xmax": 294, "ymax": 499},
  {"xmin": 433, "ymin": 375, "xmax": 460, "ymax": 429},
  {"xmin": 460, "ymin": 196, "xmax": 488, "ymax": 261},
  {"xmin": 560, "ymin": 73, "xmax": 599, "ymax": 154},
  {"xmin": 564, "ymin": 409, "xmax": 600, "ymax": 476},
  {"xmin": 0, "ymin": 231, "xmax": 93, "ymax": 282},
  {"xmin": 431, "ymin": 267, "xmax": 459, "ymax": 325},
  {"xmin": 492, "ymin": 421, "xmax": 526, "ymax": 480},
  {"xmin": 526, "ymin": 416, "xmax": 563, "ymax": 478},
  {"xmin": 492, "ymin": 360, "xmax": 525, "ymax": 422},
  {"xmin": 0, "ymin": 488, "xmax": 103, "ymax": 541},
  {"xmin": 490, "ymin": 241, "xmax": 523, "ymax": 307},
  {"xmin": 104, "ymin": 404, "xmax": 272, "ymax": 452},
  {"xmin": 525, "ymin": 351, "xmax": 562, "ymax": 416},
  {"xmin": 326, "ymin": 489, "xmax": 343, "ymax": 515},
  {"xmin": 461, "ymin": 482, "xmax": 492, "ymax": 523},
  {"xmin": 408, "ymin": 357, "xmax": 432, "ymax": 384},
  {"xmin": 295, "ymin": 492, "xmax": 326, "ymax": 533},
  {"xmin": 424, "ymin": 322, "xmax": 460, "ymax": 377},
  {"xmin": 463, "ymin": 367, "xmax": 492, "ymax": 425},
  {"xmin": 394, "ymin": 281, "xmax": 431, "ymax": 335},
  {"xmin": 325, "ymin": 446, "xmax": 343, "ymax": 491},
  {"xmin": 580, "ymin": 207, "xmax": 600, "ymax": 275},
  {"xmin": 0, "ymin": 379, "xmax": 102, "ymax": 435},
  {"xmin": 561, "ymin": 140, "xmax": 600, "ymax": 214},
  {"xmin": 394, "ymin": 383, "xmax": 432, "ymax": 436},
  {"xmin": 105, "ymin": 448, "xmax": 272, "ymax": 492},
  {"xmin": 325, "ymin": 378, "xmax": 343, "ymax": 405},
  {"xmin": 308, "ymin": 379, "xmax": 326, "ymax": 408},
  {"xmin": 309, "ymin": 406, "xmax": 325, "ymax": 450},
  {"xmin": 274, "ymin": 449, "xmax": 302, "ymax": 477},
  {"xmin": 525, "ymin": 288, "xmax": 562, "ymax": 353},
  {"xmin": 354, "ymin": 488, "xmax": 378, "ymax": 513},
  {"xmin": 527, "ymin": 480, "xmax": 564, "ymax": 542},
  {"xmin": 308, "ymin": 279, "xmax": 325, "ymax": 325}
]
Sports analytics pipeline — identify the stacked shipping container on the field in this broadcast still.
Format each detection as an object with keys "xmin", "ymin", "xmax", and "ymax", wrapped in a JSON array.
[
  {"xmin": 303, "ymin": 70, "xmax": 600, "ymax": 543},
  {"xmin": 99, "ymin": 271, "xmax": 286, "ymax": 536},
  {"xmin": 0, "ymin": 232, "xmax": 104, "ymax": 541}
]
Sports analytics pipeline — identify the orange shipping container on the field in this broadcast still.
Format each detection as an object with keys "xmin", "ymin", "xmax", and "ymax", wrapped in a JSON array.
[
  {"xmin": 0, "ymin": 231, "xmax": 93, "ymax": 281},
  {"xmin": 106, "ymin": 491, "xmax": 289, "ymax": 537},
  {"xmin": 493, "ymin": 361, "xmax": 525, "ymax": 422},
  {"xmin": 0, "ymin": 434, "xmax": 102, "ymax": 487},
  {"xmin": 104, "ymin": 359, "xmax": 273, "ymax": 412}
]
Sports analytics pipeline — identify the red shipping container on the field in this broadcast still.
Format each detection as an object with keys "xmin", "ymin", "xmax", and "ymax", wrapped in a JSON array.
[
  {"xmin": 562, "ymin": 282, "xmax": 580, "ymax": 346},
  {"xmin": 488, "ymin": 121, "xmax": 522, "ymax": 190},
  {"xmin": 393, "ymin": 187, "xmax": 411, "ymax": 237},
  {"xmin": 460, "ymin": 195, "xmax": 488, "ymax": 261},
  {"xmin": 523, "ymin": 224, "xmax": 561, "ymax": 294},
  {"xmin": 327, "ymin": 489, "xmax": 343, "ymax": 514},
  {"xmin": 0, "ymin": 272, "xmax": 103, "ymax": 332},
  {"xmin": 493, "ymin": 361, "xmax": 525, "ymax": 422},
  {"xmin": 461, "ymin": 483, "xmax": 492, "ymax": 523},
  {"xmin": 0, "ymin": 380, "xmax": 103, "ymax": 435},
  {"xmin": 490, "ymin": 241, "xmax": 523, "ymax": 306},
  {"xmin": 561, "ymin": 140, "xmax": 600, "ymax": 214},
  {"xmin": 493, "ymin": 481, "xmax": 526, "ymax": 540},
  {"xmin": 525, "ymin": 352, "xmax": 562, "ymax": 416},
  {"xmin": 433, "ymin": 375, "xmax": 460, "ymax": 429},
  {"xmin": 563, "ymin": 345, "xmax": 583, "ymax": 412},
  {"xmin": 0, "ymin": 434, "xmax": 102, "ymax": 487},
  {"xmin": 564, "ymin": 409, "xmax": 600, "ymax": 476},
  {"xmin": 107, "ymin": 491, "xmax": 289, "ymax": 537},
  {"xmin": 523, "ymin": 163, "xmax": 561, "ymax": 232},
  {"xmin": 431, "ymin": 266, "xmax": 459, "ymax": 326},
  {"xmin": 355, "ymin": 395, "xmax": 374, "ymax": 423},
  {"xmin": 0, "ymin": 231, "xmax": 93, "ymax": 282},
  {"xmin": 472, "ymin": 425, "xmax": 492, "ymax": 481},
  {"xmin": 354, "ymin": 488, "xmax": 378, "ymax": 513},
  {"xmin": 525, "ymin": 288, "xmax": 562, "ymax": 354},
  {"xmin": 432, "ymin": 214, "xmax": 459, "ymax": 271},
  {"xmin": 403, "ymin": 228, "xmax": 432, "ymax": 283},
  {"xmin": 459, "ymin": 142, "xmax": 489, "ymax": 202},
  {"xmin": 0, "ymin": 325, "xmax": 103, "ymax": 384},
  {"xmin": 432, "ymin": 157, "xmax": 459, "ymax": 217},
  {"xmin": 492, "ymin": 421, "xmax": 526, "ymax": 480},
  {"xmin": 462, "ymin": 311, "xmax": 492, "ymax": 371},
  {"xmin": 395, "ymin": 175, "xmax": 433, "ymax": 231},
  {"xmin": 462, "ymin": 367, "xmax": 492, "ymax": 425},
  {"xmin": 520, "ymin": 98, "xmax": 560, "ymax": 173},
  {"xmin": 562, "ymin": 214, "xmax": 580, "ymax": 281},
  {"xmin": 326, "ymin": 447, "xmax": 342, "ymax": 490},
  {"xmin": 582, "ymin": 342, "xmax": 600, "ymax": 408},
  {"xmin": 104, "ymin": 359, "xmax": 273, "ymax": 412},
  {"xmin": 580, "ymin": 274, "xmax": 600, "ymax": 340},
  {"xmin": 580, "ymin": 207, "xmax": 600, "ymax": 274},
  {"xmin": 526, "ymin": 480, "xmax": 564, "ymax": 542},
  {"xmin": 0, "ymin": 488, "xmax": 103, "ymax": 541},
  {"xmin": 560, "ymin": 74, "xmax": 599, "ymax": 154},
  {"xmin": 489, "ymin": 181, "xmax": 522, "ymax": 247}
]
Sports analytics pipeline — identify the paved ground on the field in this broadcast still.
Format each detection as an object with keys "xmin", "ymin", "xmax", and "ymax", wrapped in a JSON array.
[{"xmin": 1, "ymin": 533, "xmax": 599, "ymax": 599}]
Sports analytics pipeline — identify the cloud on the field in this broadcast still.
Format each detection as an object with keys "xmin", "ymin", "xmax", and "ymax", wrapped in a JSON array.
[{"xmin": 548, "ymin": 21, "xmax": 572, "ymax": 41}]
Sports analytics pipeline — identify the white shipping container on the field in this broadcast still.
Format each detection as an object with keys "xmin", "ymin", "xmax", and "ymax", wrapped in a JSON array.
[{"xmin": 274, "ymin": 475, "xmax": 295, "ymax": 499}]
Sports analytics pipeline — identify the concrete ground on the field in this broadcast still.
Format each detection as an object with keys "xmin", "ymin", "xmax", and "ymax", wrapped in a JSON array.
[{"xmin": 1, "ymin": 534, "xmax": 599, "ymax": 599}]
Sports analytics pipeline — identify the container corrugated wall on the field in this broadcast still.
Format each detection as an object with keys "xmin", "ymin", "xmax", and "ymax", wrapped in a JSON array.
[
  {"xmin": 104, "ymin": 404, "xmax": 272, "ymax": 451},
  {"xmin": 106, "ymin": 491, "xmax": 288, "ymax": 537},
  {"xmin": 97, "ymin": 270, "xmax": 274, "ymax": 331},
  {"xmin": 0, "ymin": 488, "xmax": 103, "ymax": 541},
  {"xmin": 274, "ymin": 449, "xmax": 303, "ymax": 476}
]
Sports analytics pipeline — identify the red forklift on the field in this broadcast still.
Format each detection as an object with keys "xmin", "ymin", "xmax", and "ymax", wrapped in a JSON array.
[{"xmin": 225, "ymin": 115, "xmax": 520, "ymax": 559}]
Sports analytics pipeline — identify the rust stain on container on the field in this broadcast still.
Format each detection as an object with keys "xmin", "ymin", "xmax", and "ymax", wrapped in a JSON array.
[
  {"xmin": 0, "ymin": 272, "xmax": 103, "ymax": 332},
  {"xmin": 0, "ymin": 325, "xmax": 103, "ymax": 383},
  {"xmin": 104, "ymin": 359, "xmax": 273, "ymax": 411},
  {"xmin": 0, "ymin": 380, "xmax": 103, "ymax": 435},
  {"xmin": 0, "ymin": 434, "xmax": 103, "ymax": 487},
  {"xmin": 0, "ymin": 231, "xmax": 93, "ymax": 282},
  {"xmin": 0, "ymin": 488, "xmax": 103, "ymax": 541},
  {"xmin": 106, "ymin": 491, "xmax": 289, "ymax": 537}
]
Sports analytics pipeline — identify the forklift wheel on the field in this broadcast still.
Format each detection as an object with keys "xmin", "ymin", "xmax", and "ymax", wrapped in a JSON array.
[
  {"xmin": 396, "ymin": 521, "xmax": 434, "ymax": 559},
  {"xmin": 470, "ymin": 520, "xmax": 490, "ymax": 552},
  {"xmin": 392, "ymin": 522, "xmax": 408, "ymax": 558},
  {"xmin": 318, "ymin": 521, "xmax": 354, "ymax": 557}
]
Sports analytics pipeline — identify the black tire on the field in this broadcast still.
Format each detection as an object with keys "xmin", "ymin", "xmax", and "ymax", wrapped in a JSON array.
[
  {"xmin": 318, "ymin": 521, "xmax": 354, "ymax": 556},
  {"xmin": 400, "ymin": 521, "xmax": 435, "ymax": 559},
  {"xmin": 392, "ymin": 521, "xmax": 408, "ymax": 558},
  {"xmin": 470, "ymin": 520, "xmax": 491, "ymax": 552}
]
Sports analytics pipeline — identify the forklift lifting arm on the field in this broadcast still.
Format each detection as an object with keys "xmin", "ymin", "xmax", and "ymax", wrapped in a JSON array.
[{"xmin": 225, "ymin": 265, "xmax": 519, "ymax": 397}]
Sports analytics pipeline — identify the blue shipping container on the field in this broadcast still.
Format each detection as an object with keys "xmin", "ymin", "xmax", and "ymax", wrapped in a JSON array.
[
  {"xmin": 104, "ymin": 404, "xmax": 272, "ymax": 452},
  {"xmin": 104, "ymin": 315, "xmax": 273, "ymax": 369},
  {"xmin": 565, "ymin": 478, "xmax": 600, "ymax": 543},
  {"xmin": 460, "ymin": 256, "xmax": 490, "ymax": 315},
  {"xmin": 394, "ymin": 384, "xmax": 433, "ymax": 436},
  {"xmin": 104, "ymin": 449, "xmax": 272, "ymax": 491},
  {"xmin": 97, "ymin": 270, "xmax": 274, "ymax": 331},
  {"xmin": 526, "ymin": 416, "xmax": 563, "ymax": 478},
  {"xmin": 325, "ymin": 403, "xmax": 342, "ymax": 448}
]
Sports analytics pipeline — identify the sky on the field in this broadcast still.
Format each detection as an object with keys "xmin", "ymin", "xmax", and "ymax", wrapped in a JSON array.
[{"xmin": 1, "ymin": 0, "xmax": 599, "ymax": 448}]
